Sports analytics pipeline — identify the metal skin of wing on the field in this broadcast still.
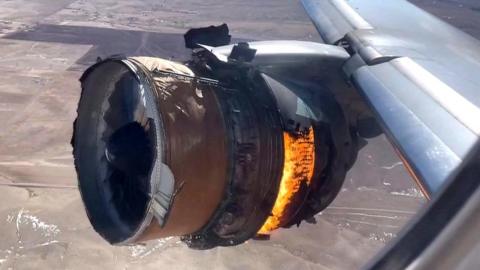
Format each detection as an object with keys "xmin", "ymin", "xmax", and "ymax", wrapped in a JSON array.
[{"xmin": 302, "ymin": 0, "xmax": 480, "ymax": 196}]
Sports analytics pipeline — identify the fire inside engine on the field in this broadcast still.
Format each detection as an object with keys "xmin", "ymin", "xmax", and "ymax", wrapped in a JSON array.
[{"xmin": 72, "ymin": 26, "xmax": 357, "ymax": 249}]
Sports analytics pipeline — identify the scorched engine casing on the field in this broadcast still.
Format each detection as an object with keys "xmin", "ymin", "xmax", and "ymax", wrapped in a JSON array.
[{"xmin": 72, "ymin": 41, "xmax": 357, "ymax": 249}]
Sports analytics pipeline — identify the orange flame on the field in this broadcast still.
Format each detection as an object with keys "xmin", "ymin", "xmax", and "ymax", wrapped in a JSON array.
[{"xmin": 258, "ymin": 127, "xmax": 315, "ymax": 234}]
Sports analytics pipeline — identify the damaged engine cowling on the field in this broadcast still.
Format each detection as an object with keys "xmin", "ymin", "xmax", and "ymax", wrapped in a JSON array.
[{"xmin": 72, "ymin": 41, "xmax": 357, "ymax": 249}]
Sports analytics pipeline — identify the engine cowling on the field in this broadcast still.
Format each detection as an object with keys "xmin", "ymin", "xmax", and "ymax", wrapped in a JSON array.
[{"xmin": 72, "ymin": 43, "xmax": 356, "ymax": 249}]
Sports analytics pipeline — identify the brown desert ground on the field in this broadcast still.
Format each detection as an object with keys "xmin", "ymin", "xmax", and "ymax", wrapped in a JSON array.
[{"xmin": 0, "ymin": 0, "xmax": 478, "ymax": 269}]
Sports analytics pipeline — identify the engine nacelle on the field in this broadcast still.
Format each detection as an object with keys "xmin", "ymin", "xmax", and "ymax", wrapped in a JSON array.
[{"xmin": 72, "ymin": 41, "xmax": 358, "ymax": 249}]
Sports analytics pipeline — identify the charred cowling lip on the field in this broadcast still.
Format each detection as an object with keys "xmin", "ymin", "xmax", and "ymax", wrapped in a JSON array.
[{"xmin": 73, "ymin": 56, "xmax": 176, "ymax": 245}]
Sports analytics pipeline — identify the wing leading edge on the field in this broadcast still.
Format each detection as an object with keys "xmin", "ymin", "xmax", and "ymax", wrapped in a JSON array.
[{"xmin": 302, "ymin": 0, "xmax": 480, "ymax": 195}]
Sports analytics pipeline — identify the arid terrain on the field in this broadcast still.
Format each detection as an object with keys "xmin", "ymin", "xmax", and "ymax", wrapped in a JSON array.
[{"xmin": 0, "ymin": 0, "xmax": 477, "ymax": 269}]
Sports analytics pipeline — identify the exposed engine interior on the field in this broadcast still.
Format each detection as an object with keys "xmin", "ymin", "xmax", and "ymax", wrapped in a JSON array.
[{"xmin": 72, "ymin": 25, "xmax": 365, "ymax": 249}]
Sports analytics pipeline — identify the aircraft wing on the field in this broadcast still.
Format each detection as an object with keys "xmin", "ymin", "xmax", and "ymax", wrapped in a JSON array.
[{"xmin": 302, "ymin": 0, "xmax": 480, "ymax": 195}]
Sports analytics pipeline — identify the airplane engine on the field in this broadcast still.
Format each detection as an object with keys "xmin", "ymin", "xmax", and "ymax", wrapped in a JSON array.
[{"xmin": 72, "ymin": 42, "xmax": 358, "ymax": 249}]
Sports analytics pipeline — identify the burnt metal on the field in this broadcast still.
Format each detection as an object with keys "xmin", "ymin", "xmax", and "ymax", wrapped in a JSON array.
[
  {"xmin": 259, "ymin": 76, "xmax": 356, "ymax": 228},
  {"xmin": 188, "ymin": 41, "xmax": 358, "ymax": 234},
  {"xmin": 192, "ymin": 46, "xmax": 357, "ymax": 232},
  {"xmin": 184, "ymin": 23, "xmax": 231, "ymax": 49},
  {"xmin": 181, "ymin": 66, "xmax": 284, "ymax": 249},
  {"xmin": 285, "ymin": 84, "xmax": 356, "ymax": 227},
  {"xmin": 228, "ymin": 42, "xmax": 257, "ymax": 63}
]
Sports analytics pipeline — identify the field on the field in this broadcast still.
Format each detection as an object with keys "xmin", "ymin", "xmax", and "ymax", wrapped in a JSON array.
[{"xmin": 0, "ymin": 1, "xmax": 477, "ymax": 269}]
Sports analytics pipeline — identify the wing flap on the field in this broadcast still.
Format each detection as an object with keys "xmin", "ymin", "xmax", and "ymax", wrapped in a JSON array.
[{"xmin": 352, "ymin": 58, "xmax": 479, "ymax": 193}]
